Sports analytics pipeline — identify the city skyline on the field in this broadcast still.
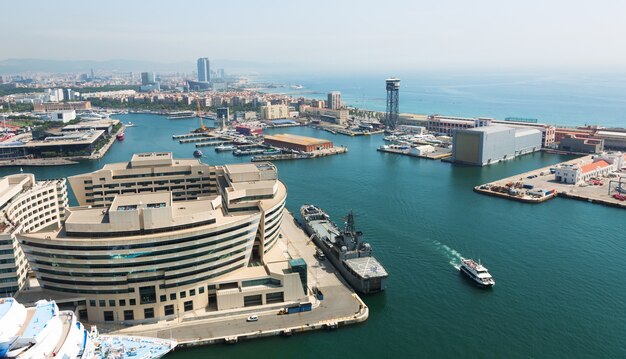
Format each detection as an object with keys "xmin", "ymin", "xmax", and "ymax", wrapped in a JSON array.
[{"xmin": 2, "ymin": 0, "xmax": 626, "ymax": 73}]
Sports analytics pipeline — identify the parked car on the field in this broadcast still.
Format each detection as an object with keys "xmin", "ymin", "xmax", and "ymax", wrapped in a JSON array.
[{"xmin": 247, "ymin": 315, "xmax": 259, "ymax": 322}]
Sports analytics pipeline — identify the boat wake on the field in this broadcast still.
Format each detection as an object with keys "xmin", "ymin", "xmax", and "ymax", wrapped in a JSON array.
[{"xmin": 433, "ymin": 240, "xmax": 463, "ymax": 270}]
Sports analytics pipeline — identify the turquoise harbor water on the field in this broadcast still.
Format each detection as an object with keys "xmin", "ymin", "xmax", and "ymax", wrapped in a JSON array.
[{"xmin": 2, "ymin": 114, "xmax": 624, "ymax": 358}]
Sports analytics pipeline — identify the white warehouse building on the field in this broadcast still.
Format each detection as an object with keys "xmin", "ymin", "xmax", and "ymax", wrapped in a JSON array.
[{"xmin": 452, "ymin": 126, "xmax": 542, "ymax": 166}]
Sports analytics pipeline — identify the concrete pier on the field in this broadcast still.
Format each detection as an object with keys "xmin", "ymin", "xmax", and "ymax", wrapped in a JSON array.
[
  {"xmin": 251, "ymin": 147, "xmax": 348, "ymax": 162},
  {"xmin": 105, "ymin": 209, "xmax": 368, "ymax": 347},
  {"xmin": 474, "ymin": 154, "xmax": 626, "ymax": 209}
]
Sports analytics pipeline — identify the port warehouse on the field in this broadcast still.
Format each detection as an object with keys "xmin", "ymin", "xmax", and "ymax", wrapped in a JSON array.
[
  {"xmin": 264, "ymin": 133, "xmax": 333, "ymax": 152},
  {"xmin": 10, "ymin": 152, "xmax": 312, "ymax": 324},
  {"xmin": 451, "ymin": 126, "xmax": 542, "ymax": 166}
]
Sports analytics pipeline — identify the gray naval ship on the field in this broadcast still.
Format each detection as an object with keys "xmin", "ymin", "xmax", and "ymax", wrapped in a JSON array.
[{"xmin": 300, "ymin": 204, "xmax": 388, "ymax": 294}]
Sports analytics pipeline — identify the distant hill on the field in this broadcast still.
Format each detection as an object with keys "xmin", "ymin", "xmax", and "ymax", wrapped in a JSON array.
[{"xmin": 0, "ymin": 58, "xmax": 288, "ymax": 74}]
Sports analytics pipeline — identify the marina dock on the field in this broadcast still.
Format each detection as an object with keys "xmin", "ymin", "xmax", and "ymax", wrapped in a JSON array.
[
  {"xmin": 172, "ymin": 133, "xmax": 209, "ymax": 140},
  {"xmin": 105, "ymin": 209, "xmax": 368, "ymax": 347},
  {"xmin": 251, "ymin": 147, "xmax": 348, "ymax": 162},
  {"xmin": 474, "ymin": 154, "xmax": 626, "ymax": 209}
]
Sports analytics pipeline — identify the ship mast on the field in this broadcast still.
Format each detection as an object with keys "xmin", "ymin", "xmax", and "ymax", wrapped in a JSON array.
[{"xmin": 344, "ymin": 211, "xmax": 356, "ymax": 235}]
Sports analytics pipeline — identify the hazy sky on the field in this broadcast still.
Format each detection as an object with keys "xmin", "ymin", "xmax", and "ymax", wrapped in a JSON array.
[{"xmin": 3, "ymin": 0, "xmax": 626, "ymax": 72}]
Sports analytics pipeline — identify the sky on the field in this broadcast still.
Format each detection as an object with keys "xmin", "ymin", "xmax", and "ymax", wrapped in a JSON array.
[{"xmin": 2, "ymin": 0, "xmax": 626, "ymax": 73}]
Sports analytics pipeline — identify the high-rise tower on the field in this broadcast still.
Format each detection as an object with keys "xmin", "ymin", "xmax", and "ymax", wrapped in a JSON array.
[
  {"xmin": 197, "ymin": 57, "xmax": 210, "ymax": 83},
  {"xmin": 327, "ymin": 91, "xmax": 342, "ymax": 110},
  {"xmin": 385, "ymin": 78, "xmax": 400, "ymax": 129}
]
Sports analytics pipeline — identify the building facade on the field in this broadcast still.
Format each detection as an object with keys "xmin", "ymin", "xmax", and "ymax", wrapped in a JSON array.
[
  {"xmin": 0, "ymin": 174, "xmax": 67, "ymax": 296},
  {"xmin": 327, "ymin": 91, "xmax": 341, "ymax": 110},
  {"xmin": 452, "ymin": 126, "xmax": 542, "ymax": 166},
  {"xmin": 558, "ymin": 135, "xmax": 604, "ymax": 154},
  {"xmin": 260, "ymin": 104, "xmax": 289, "ymax": 120},
  {"xmin": 300, "ymin": 106, "xmax": 349, "ymax": 125},
  {"xmin": 427, "ymin": 115, "xmax": 492, "ymax": 136},
  {"xmin": 141, "ymin": 72, "xmax": 156, "ymax": 86},
  {"xmin": 19, "ymin": 153, "xmax": 307, "ymax": 324},
  {"xmin": 554, "ymin": 153, "xmax": 624, "ymax": 184},
  {"xmin": 68, "ymin": 152, "xmax": 217, "ymax": 207},
  {"xmin": 33, "ymin": 101, "xmax": 91, "ymax": 112},
  {"xmin": 197, "ymin": 57, "xmax": 210, "ymax": 83}
]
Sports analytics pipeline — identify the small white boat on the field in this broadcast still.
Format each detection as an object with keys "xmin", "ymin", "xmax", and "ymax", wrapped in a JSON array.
[{"xmin": 459, "ymin": 257, "xmax": 495, "ymax": 287}]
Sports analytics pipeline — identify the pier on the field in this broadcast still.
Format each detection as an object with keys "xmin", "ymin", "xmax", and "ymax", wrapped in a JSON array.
[
  {"xmin": 473, "ymin": 154, "xmax": 626, "ymax": 209},
  {"xmin": 172, "ymin": 133, "xmax": 210, "ymax": 140},
  {"xmin": 195, "ymin": 141, "xmax": 234, "ymax": 148},
  {"xmin": 251, "ymin": 147, "xmax": 348, "ymax": 162},
  {"xmin": 105, "ymin": 210, "xmax": 368, "ymax": 347}
]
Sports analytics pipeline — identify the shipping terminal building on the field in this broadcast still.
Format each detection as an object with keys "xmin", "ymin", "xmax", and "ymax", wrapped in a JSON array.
[{"xmin": 15, "ymin": 152, "xmax": 310, "ymax": 324}]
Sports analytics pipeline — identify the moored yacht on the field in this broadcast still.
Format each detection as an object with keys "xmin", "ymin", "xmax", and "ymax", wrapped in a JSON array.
[
  {"xmin": 0, "ymin": 298, "xmax": 27, "ymax": 356},
  {"xmin": 459, "ymin": 257, "xmax": 495, "ymax": 287},
  {"xmin": 0, "ymin": 298, "xmax": 177, "ymax": 358},
  {"xmin": 7, "ymin": 300, "xmax": 61, "ymax": 358}
]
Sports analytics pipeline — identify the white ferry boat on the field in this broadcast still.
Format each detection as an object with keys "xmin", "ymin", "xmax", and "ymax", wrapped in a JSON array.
[
  {"xmin": 0, "ymin": 298, "xmax": 177, "ymax": 359},
  {"xmin": 459, "ymin": 257, "xmax": 495, "ymax": 287}
]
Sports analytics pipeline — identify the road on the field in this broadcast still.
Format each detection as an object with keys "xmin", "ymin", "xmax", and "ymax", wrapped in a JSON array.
[{"xmin": 111, "ymin": 210, "xmax": 366, "ymax": 344}]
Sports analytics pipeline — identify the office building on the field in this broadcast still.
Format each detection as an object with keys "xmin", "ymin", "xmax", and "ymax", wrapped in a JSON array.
[
  {"xmin": 558, "ymin": 135, "xmax": 604, "ymax": 154},
  {"xmin": 197, "ymin": 58, "xmax": 210, "ymax": 83},
  {"xmin": 34, "ymin": 101, "xmax": 91, "ymax": 112},
  {"xmin": 140, "ymin": 72, "xmax": 159, "ymax": 92},
  {"xmin": 260, "ymin": 104, "xmax": 289, "ymax": 120},
  {"xmin": 300, "ymin": 105, "xmax": 349, "ymax": 125},
  {"xmin": 452, "ymin": 126, "xmax": 542, "ymax": 166},
  {"xmin": 18, "ymin": 152, "xmax": 308, "ymax": 324},
  {"xmin": 141, "ymin": 72, "xmax": 156, "ymax": 86},
  {"xmin": 327, "ymin": 91, "xmax": 341, "ymax": 110},
  {"xmin": 44, "ymin": 88, "xmax": 64, "ymax": 102},
  {"xmin": 0, "ymin": 174, "xmax": 67, "ymax": 296},
  {"xmin": 427, "ymin": 115, "xmax": 492, "ymax": 136},
  {"xmin": 46, "ymin": 110, "xmax": 76, "ymax": 123}
]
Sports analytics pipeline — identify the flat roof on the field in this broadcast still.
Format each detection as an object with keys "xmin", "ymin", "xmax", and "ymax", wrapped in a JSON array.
[
  {"xmin": 459, "ymin": 126, "xmax": 514, "ymax": 134},
  {"xmin": 224, "ymin": 163, "xmax": 259, "ymax": 175},
  {"xmin": 24, "ymin": 130, "xmax": 104, "ymax": 147},
  {"xmin": 264, "ymin": 133, "xmax": 331, "ymax": 146},
  {"xmin": 62, "ymin": 119, "xmax": 119, "ymax": 131}
]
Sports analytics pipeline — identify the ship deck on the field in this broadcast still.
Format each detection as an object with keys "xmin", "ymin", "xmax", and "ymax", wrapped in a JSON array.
[
  {"xmin": 97, "ymin": 335, "xmax": 176, "ymax": 359},
  {"xmin": 309, "ymin": 220, "xmax": 339, "ymax": 240},
  {"xmin": 345, "ymin": 256, "xmax": 388, "ymax": 279}
]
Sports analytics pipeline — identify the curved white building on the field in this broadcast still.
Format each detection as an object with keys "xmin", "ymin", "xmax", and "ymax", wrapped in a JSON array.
[
  {"xmin": 0, "ymin": 174, "xmax": 67, "ymax": 297},
  {"xmin": 19, "ymin": 153, "xmax": 305, "ymax": 324}
]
